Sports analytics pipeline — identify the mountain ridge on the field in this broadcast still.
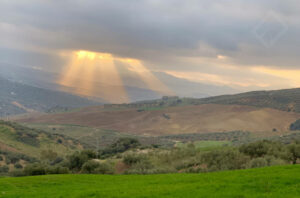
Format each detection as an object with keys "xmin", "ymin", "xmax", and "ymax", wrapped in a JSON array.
[{"xmin": 0, "ymin": 76, "xmax": 100, "ymax": 117}]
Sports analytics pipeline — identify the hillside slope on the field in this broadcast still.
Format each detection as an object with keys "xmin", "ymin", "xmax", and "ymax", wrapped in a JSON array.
[
  {"xmin": 0, "ymin": 165, "xmax": 299, "ymax": 198},
  {"xmin": 0, "ymin": 120, "xmax": 81, "ymax": 169},
  {"xmin": 197, "ymin": 88, "xmax": 300, "ymax": 112},
  {"xmin": 127, "ymin": 88, "xmax": 300, "ymax": 113},
  {"xmin": 16, "ymin": 104, "xmax": 300, "ymax": 136},
  {"xmin": 0, "ymin": 76, "xmax": 100, "ymax": 117}
]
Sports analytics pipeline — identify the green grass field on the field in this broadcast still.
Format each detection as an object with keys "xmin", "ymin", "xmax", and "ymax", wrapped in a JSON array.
[{"xmin": 0, "ymin": 165, "xmax": 299, "ymax": 198}]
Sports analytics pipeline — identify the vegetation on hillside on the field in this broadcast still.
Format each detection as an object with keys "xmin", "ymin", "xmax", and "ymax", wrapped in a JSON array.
[
  {"xmin": 290, "ymin": 119, "xmax": 300, "ymax": 131},
  {"xmin": 0, "ymin": 121, "xmax": 81, "ymax": 174},
  {"xmin": 104, "ymin": 88, "xmax": 300, "ymax": 113},
  {"xmin": 2, "ymin": 136, "xmax": 299, "ymax": 177}
]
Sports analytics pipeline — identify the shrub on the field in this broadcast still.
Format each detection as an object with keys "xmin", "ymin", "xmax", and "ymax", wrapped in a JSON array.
[
  {"xmin": 24, "ymin": 163, "xmax": 46, "ymax": 176},
  {"xmin": 247, "ymin": 157, "xmax": 268, "ymax": 168},
  {"xmin": 201, "ymin": 149, "xmax": 250, "ymax": 171},
  {"xmin": 0, "ymin": 165, "xmax": 9, "ymax": 173},
  {"xmin": 125, "ymin": 157, "xmax": 154, "ymax": 174},
  {"xmin": 6, "ymin": 154, "xmax": 20, "ymax": 164},
  {"xmin": 10, "ymin": 169, "xmax": 26, "ymax": 177},
  {"xmin": 94, "ymin": 162, "xmax": 114, "ymax": 174},
  {"xmin": 14, "ymin": 163, "xmax": 23, "ymax": 169},
  {"xmin": 123, "ymin": 154, "xmax": 144, "ymax": 166},
  {"xmin": 50, "ymin": 157, "xmax": 64, "ymax": 165},
  {"xmin": 99, "ymin": 138, "xmax": 141, "ymax": 158},
  {"xmin": 81, "ymin": 160, "xmax": 114, "ymax": 174},
  {"xmin": 239, "ymin": 140, "xmax": 285, "ymax": 158},
  {"xmin": 67, "ymin": 150, "xmax": 96, "ymax": 171},
  {"xmin": 46, "ymin": 166, "xmax": 69, "ymax": 174},
  {"xmin": 265, "ymin": 156, "xmax": 286, "ymax": 166},
  {"xmin": 81, "ymin": 160, "xmax": 100, "ymax": 173},
  {"xmin": 290, "ymin": 119, "xmax": 300, "ymax": 131},
  {"xmin": 287, "ymin": 143, "xmax": 300, "ymax": 164}
]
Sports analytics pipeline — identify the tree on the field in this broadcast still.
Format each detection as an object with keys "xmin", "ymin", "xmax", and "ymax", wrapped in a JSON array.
[
  {"xmin": 81, "ymin": 160, "xmax": 100, "ymax": 173},
  {"xmin": 67, "ymin": 150, "xmax": 97, "ymax": 171},
  {"xmin": 287, "ymin": 143, "xmax": 300, "ymax": 164},
  {"xmin": 239, "ymin": 140, "xmax": 285, "ymax": 158},
  {"xmin": 99, "ymin": 138, "xmax": 141, "ymax": 158}
]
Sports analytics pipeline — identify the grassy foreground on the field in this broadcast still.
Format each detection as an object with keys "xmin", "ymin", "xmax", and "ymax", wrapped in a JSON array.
[{"xmin": 0, "ymin": 165, "xmax": 299, "ymax": 198}]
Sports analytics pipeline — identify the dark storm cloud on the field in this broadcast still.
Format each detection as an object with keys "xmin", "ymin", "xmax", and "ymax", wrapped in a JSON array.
[{"xmin": 1, "ymin": 0, "xmax": 300, "ymax": 69}]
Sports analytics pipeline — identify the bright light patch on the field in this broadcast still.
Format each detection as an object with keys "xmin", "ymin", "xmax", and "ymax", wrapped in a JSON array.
[
  {"xmin": 253, "ymin": 67, "xmax": 300, "ymax": 87},
  {"xmin": 124, "ymin": 58, "xmax": 173, "ymax": 95},
  {"xmin": 59, "ymin": 50, "xmax": 172, "ymax": 103}
]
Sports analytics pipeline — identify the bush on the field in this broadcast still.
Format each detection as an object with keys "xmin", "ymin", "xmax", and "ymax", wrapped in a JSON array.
[
  {"xmin": 50, "ymin": 157, "xmax": 64, "ymax": 166},
  {"xmin": 10, "ymin": 169, "xmax": 26, "ymax": 177},
  {"xmin": 265, "ymin": 156, "xmax": 286, "ymax": 166},
  {"xmin": 14, "ymin": 163, "xmax": 23, "ymax": 169},
  {"xmin": 24, "ymin": 163, "xmax": 46, "ymax": 176},
  {"xmin": 81, "ymin": 160, "xmax": 114, "ymax": 174},
  {"xmin": 0, "ymin": 165, "xmax": 9, "ymax": 173},
  {"xmin": 81, "ymin": 160, "xmax": 100, "ymax": 173},
  {"xmin": 67, "ymin": 150, "xmax": 97, "ymax": 171},
  {"xmin": 99, "ymin": 138, "xmax": 141, "ymax": 158},
  {"xmin": 46, "ymin": 166, "xmax": 69, "ymax": 174},
  {"xmin": 6, "ymin": 154, "xmax": 20, "ymax": 164},
  {"xmin": 290, "ymin": 119, "xmax": 300, "ymax": 131},
  {"xmin": 4, "ymin": 152, "xmax": 36, "ymax": 164},
  {"xmin": 0, "ymin": 156, "xmax": 3, "ymax": 161},
  {"xmin": 94, "ymin": 162, "xmax": 114, "ymax": 174},
  {"xmin": 125, "ymin": 157, "xmax": 154, "ymax": 174},
  {"xmin": 123, "ymin": 154, "xmax": 145, "ymax": 166},
  {"xmin": 247, "ymin": 157, "xmax": 268, "ymax": 168},
  {"xmin": 239, "ymin": 140, "xmax": 285, "ymax": 158},
  {"xmin": 287, "ymin": 143, "xmax": 300, "ymax": 164},
  {"xmin": 201, "ymin": 149, "xmax": 250, "ymax": 171}
]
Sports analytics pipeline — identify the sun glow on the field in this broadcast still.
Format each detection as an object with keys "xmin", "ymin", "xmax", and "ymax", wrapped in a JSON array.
[{"xmin": 59, "ymin": 50, "xmax": 172, "ymax": 103}]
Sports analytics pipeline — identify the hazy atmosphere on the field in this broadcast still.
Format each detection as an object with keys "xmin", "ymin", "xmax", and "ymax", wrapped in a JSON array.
[{"xmin": 1, "ymin": 0, "xmax": 300, "ymax": 102}]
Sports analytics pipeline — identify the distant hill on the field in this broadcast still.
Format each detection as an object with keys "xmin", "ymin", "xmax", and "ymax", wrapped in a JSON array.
[
  {"xmin": 0, "ymin": 76, "xmax": 100, "ymax": 117},
  {"xmin": 0, "ymin": 120, "xmax": 81, "ymax": 169},
  {"xmin": 0, "ymin": 63, "xmax": 240, "ymax": 103},
  {"xmin": 195, "ymin": 88, "xmax": 300, "ymax": 113},
  {"xmin": 116, "ymin": 88, "xmax": 300, "ymax": 113}
]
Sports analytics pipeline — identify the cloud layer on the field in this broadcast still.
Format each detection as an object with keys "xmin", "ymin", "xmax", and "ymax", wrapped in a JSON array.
[{"xmin": 1, "ymin": 0, "xmax": 300, "ymax": 90}]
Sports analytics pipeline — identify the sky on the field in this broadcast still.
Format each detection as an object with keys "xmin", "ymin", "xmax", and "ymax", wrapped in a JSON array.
[{"xmin": 1, "ymin": 0, "xmax": 300, "ymax": 92}]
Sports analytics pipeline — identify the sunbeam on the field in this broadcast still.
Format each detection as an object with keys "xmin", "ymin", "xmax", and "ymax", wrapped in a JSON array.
[
  {"xmin": 58, "ymin": 50, "xmax": 172, "ymax": 103},
  {"xmin": 123, "ymin": 58, "xmax": 174, "ymax": 96}
]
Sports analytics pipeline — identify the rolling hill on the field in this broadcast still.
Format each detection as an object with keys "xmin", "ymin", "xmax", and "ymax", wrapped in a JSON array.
[
  {"xmin": 195, "ymin": 88, "xmax": 300, "ymax": 113},
  {"xmin": 16, "ymin": 103, "xmax": 300, "ymax": 136},
  {"xmin": 126, "ymin": 88, "xmax": 300, "ymax": 113},
  {"xmin": 0, "ymin": 120, "xmax": 82, "ymax": 170},
  {"xmin": 0, "ymin": 165, "xmax": 299, "ymax": 198}
]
